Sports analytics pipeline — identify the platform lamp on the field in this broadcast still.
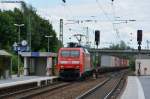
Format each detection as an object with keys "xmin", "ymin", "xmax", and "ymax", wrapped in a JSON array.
[
  {"xmin": 45, "ymin": 35, "xmax": 53, "ymax": 52},
  {"xmin": 14, "ymin": 24, "xmax": 24, "ymax": 77}
]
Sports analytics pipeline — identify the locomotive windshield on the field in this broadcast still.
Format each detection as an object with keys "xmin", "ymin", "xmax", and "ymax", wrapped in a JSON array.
[{"xmin": 61, "ymin": 50, "xmax": 80, "ymax": 57}]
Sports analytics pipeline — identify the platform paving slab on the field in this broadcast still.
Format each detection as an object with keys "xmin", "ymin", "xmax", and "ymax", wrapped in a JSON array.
[
  {"xmin": 0, "ymin": 76, "xmax": 58, "ymax": 88},
  {"xmin": 138, "ymin": 76, "xmax": 150, "ymax": 99},
  {"xmin": 121, "ymin": 76, "xmax": 145, "ymax": 99}
]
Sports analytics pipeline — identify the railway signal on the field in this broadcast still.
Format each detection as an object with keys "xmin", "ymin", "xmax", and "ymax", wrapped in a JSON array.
[
  {"xmin": 137, "ymin": 30, "xmax": 142, "ymax": 45},
  {"xmin": 137, "ymin": 30, "xmax": 143, "ymax": 51},
  {"xmin": 95, "ymin": 30, "xmax": 100, "ymax": 48}
]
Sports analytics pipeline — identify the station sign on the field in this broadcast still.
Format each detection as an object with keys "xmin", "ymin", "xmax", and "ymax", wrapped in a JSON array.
[{"xmin": 31, "ymin": 52, "xmax": 39, "ymax": 57}]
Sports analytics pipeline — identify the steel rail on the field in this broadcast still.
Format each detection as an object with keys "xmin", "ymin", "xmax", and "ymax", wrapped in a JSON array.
[
  {"xmin": 104, "ymin": 73, "xmax": 125, "ymax": 99},
  {"xmin": 0, "ymin": 82, "xmax": 70, "ymax": 99},
  {"xmin": 18, "ymin": 82, "xmax": 71, "ymax": 99},
  {"xmin": 76, "ymin": 71, "xmax": 126, "ymax": 99},
  {"xmin": 76, "ymin": 78, "xmax": 110, "ymax": 99}
]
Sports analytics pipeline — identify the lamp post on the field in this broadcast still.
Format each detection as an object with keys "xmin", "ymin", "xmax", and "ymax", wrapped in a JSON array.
[
  {"xmin": 45, "ymin": 35, "xmax": 53, "ymax": 52},
  {"xmin": 14, "ymin": 24, "xmax": 24, "ymax": 77}
]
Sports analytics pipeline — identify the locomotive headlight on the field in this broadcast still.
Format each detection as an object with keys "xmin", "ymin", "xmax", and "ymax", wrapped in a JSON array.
[
  {"xmin": 76, "ymin": 66, "xmax": 80, "ymax": 69},
  {"xmin": 60, "ymin": 65, "xmax": 64, "ymax": 68},
  {"xmin": 72, "ymin": 61, "xmax": 80, "ymax": 64}
]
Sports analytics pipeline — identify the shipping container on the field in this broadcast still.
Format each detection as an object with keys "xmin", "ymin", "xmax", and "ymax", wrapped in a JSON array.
[
  {"xmin": 101, "ymin": 55, "xmax": 117, "ymax": 67},
  {"xmin": 101, "ymin": 55, "xmax": 129, "ymax": 67}
]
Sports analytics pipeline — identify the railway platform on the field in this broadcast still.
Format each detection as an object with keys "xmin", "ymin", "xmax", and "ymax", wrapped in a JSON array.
[
  {"xmin": 120, "ymin": 76, "xmax": 150, "ymax": 99},
  {"xmin": 0, "ymin": 76, "xmax": 58, "ymax": 89}
]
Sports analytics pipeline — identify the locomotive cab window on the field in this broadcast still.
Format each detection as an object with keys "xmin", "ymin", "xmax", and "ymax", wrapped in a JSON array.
[
  {"xmin": 61, "ymin": 50, "xmax": 80, "ymax": 57},
  {"xmin": 71, "ymin": 51, "xmax": 80, "ymax": 57},
  {"xmin": 61, "ymin": 51, "xmax": 70, "ymax": 57}
]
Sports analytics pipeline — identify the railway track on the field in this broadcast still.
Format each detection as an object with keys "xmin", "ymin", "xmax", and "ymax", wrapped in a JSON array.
[
  {"xmin": 76, "ymin": 70, "xmax": 127, "ymax": 99},
  {"xmin": 28, "ymin": 71, "xmax": 124, "ymax": 99},
  {"xmin": 0, "ymin": 82, "xmax": 71, "ymax": 99},
  {"xmin": 0, "ymin": 70, "xmax": 128, "ymax": 99},
  {"xmin": 30, "ymin": 77, "xmax": 108, "ymax": 99}
]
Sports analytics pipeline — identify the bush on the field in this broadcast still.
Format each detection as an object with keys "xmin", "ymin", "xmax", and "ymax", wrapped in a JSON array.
[{"xmin": 11, "ymin": 54, "xmax": 23, "ymax": 74}]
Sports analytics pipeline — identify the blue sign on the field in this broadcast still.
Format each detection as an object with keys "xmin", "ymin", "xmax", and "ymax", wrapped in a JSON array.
[
  {"xmin": 31, "ymin": 52, "xmax": 39, "ymax": 57},
  {"xmin": 13, "ymin": 42, "xmax": 29, "ymax": 52}
]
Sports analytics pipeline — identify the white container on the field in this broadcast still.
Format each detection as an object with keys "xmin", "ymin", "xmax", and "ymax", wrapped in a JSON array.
[{"xmin": 101, "ymin": 55, "xmax": 116, "ymax": 67}]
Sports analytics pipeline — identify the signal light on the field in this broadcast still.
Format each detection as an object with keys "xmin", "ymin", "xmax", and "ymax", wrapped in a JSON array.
[
  {"xmin": 137, "ymin": 30, "xmax": 143, "ymax": 52},
  {"xmin": 60, "ymin": 65, "xmax": 64, "ymax": 68},
  {"xmin": 76, "ymin": 66, "xmax": 80, "ymax": 69},
  {"xmin": 95, "ymin": 30, "xmax": 100, "ymax": 47},
  {"xmin": 95, "ymin": 30, "xmax": 100, "ymax": 42},
  {"xmin": 137, "ymin": 30, "xmax": 142, "ymax": 42},
  {"xmin": 62, "ymin": 0, "xmax": 66, "ymax": 3},
  {"xmin": 138, "ymin": 45, "xmax": 141, "ymax": 51},
  {"xmin": 138, "ymin": 41, "xmax": 141, "ymax": 45}
]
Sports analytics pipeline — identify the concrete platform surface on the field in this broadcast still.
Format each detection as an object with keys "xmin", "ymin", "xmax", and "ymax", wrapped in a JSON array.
[
  {"xmin": 0, "ymin": 76, "xmax": 58, "ymax": 88},
  {"xmin": 121, "ymin": 76, "xmax": 145, "ymax": 99},
  {"xmin": 139, "ymin": 76, "xmax": 150, "ymax": 99}
]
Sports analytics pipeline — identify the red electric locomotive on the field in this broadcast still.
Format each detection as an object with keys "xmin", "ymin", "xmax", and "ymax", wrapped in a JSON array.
[{"xmin": 57, "ymin": 47, "xmax": 93, "ymax": 80}]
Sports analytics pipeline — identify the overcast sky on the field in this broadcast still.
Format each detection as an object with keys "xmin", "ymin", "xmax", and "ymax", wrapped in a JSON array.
[{"xmin": 0, "ymin": 0, "xmax": 150, "ymax": 49}]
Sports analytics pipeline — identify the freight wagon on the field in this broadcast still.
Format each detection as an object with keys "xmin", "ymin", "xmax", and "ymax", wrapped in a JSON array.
[
  {"xmin": 101, "ymin": 55, "xmax": 129, "ymax": 67},
  {"xmin": 100, "ymin": 55, "xmax": 129, "ymax": 73}
]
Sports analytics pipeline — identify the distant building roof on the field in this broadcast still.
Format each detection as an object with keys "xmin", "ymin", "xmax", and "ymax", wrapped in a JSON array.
[
  {"xmin": 0, "ymin": 50, "xmax": 11, "ymax": 56},
  {"xmin": 20, "ymin": 52, "xmax": 57, "ymax": 57}
]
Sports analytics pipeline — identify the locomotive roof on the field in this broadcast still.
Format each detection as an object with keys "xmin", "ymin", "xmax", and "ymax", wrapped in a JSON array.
[
  {"xmin": 60, "ymin": 47, "xmax": 83, "ymax": 50},
  {"xmin": 59, "ymin": 48, "xmax": 83, "ymax": 54},
  {"xmin": 59, "ymin": 47, "xmax": 90, "ymax": 54}
]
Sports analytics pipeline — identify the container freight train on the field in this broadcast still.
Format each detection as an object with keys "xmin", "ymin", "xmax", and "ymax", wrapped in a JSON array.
[
  {"xmin": 57, "ymin": 47, "xmax": 129, "ymax": 80},
  {"xmin": 99, "ymin": 55, "xmax": 129, "ymax": 73},
  {"xmin": 57, "ymin": 47, "xmax": 93, "ymax": 80}
]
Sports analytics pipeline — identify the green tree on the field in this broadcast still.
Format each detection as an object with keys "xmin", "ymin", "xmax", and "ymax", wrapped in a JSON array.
[
  {"xmin": 0, "ymin": 2, "xmax": 61, "ymax": 74},
  {"xmin": 0, "ymin": 2, "xmax": 60, "ymax": 52},
  {"xmin": 108, "ymin": 40, "xmax": 132, "ymax": 50}
]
